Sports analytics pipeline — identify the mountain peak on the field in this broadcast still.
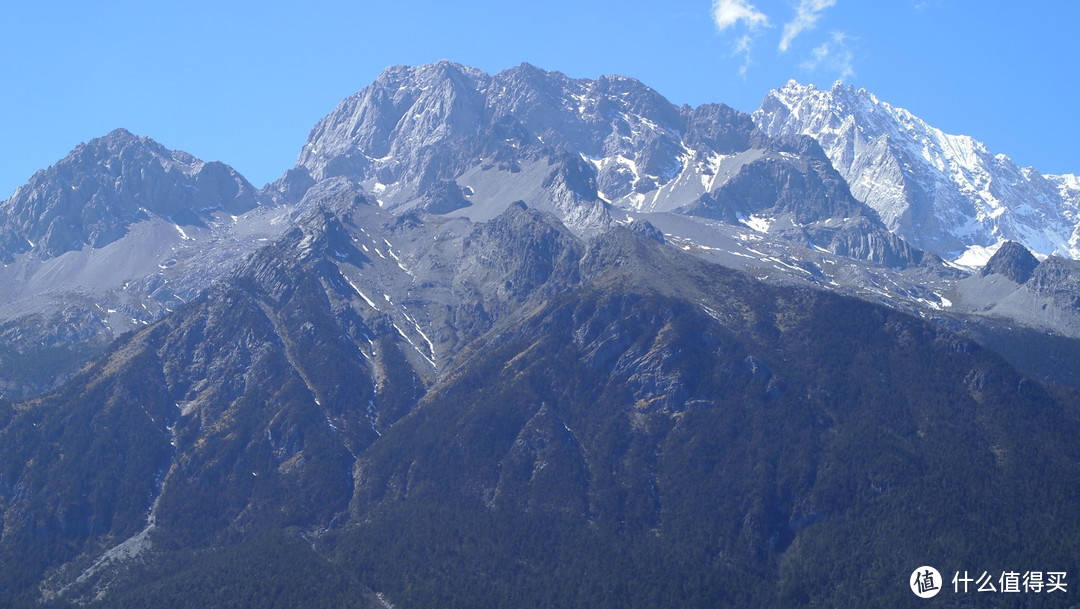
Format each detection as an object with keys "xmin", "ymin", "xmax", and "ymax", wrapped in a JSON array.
[
  {"xmin": 0, "ymin": 131, "xmax": 260, "ymax": 260},
  {"xmin": 494, "ymin": 62, "xmax": 569, "ymax": 88},
  {"xmin": 508, "ymin": 61, "xmax": 548, "ymax": 75},
  {"xmin": 408, "ymin": 59, "xmax": 488, "ymax": 82},
  {"xmin": 372, "ymin": 60, "xmax": 489, "ymax": 91},
  {"xmin": 982, "ymin": 240, "xmax": 1040, "ymax": 283},
  {"xmin": 754, "ymin": 79, "xmax": 1080, "ymax": 261},
  {"xmin": 292, "ymin": 62, "xmax": 688, "ymax": 203},
  {"xmin": 284, "ymin": 63, "xmax": 921, "ymax": 267},
  {"xmin": 71, "ymin": 128, "xmax": 172, "ymax": 161},
  {"xmin": 103, "ymin": 127, "xmax": 138, "ymax": 141}
]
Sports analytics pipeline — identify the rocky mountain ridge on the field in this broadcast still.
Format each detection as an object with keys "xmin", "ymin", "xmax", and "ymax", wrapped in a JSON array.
[
  {"xmin": 274, "ymin": 62, "xmax": 922, "ymax": 269},
  {"xmin": 0, "ymin": 128, "xmax": 263, "ymax": 262},
  {"xmin": 1, "ymin": 62, "xmax": 1080, "ymax": 608},
  {"xmin": 5, "ymin": 62, "xmax": 1080, "ymax": 401},
  {"xmin": 0, "ymin": 131, "xmax": 290, "ymax": 400}
]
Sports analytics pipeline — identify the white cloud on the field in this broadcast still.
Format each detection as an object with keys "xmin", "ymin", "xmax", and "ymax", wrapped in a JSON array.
[
  {"xmin": 711, "ymin": 0, "xmax": 771, "ymax": 78},
  {"xmin": 712, "ymin": 0, "xmax": 770, "ymax": 31},
  {"xmin": 733, "ymin": 34, "xmax": 755, "ymax": 77},
  {"xmin": 780, "ymin": 0, "xmax": 837, "ymax": 52},
  {"xmin": 801, "ymin": 31, "xmax": 855, "ymax": 81}
]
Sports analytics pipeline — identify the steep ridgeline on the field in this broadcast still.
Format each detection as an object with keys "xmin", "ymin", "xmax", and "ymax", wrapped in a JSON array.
[
  {"xmin": 0, "ymin": 191, "xmax": 1077, "ymax": 609},
  {"xmin": 754, "ymin": 81, "xmax": 1080, "ymax": 262},
  {"xmin": 936, "ymin": 240, "xmax": 1080, "ymax": 388},
  {"xmin": 0, "ymin": 128, "xmax": 261, "ymax": 261},
  {"xmin": 271, "ymin": 62, "xmax": 922, "ymax": 268},
  {"xmin": 342, "ymin": 226, "xmax": 1080, "ymax": 609}
]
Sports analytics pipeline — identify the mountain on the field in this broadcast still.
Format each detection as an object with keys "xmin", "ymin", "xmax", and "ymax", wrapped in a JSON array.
[
  {"xmin": 275, "ymin": 62, "xmax": 921, "ymax": 268},
  {"xmin": 0, "ymin": 130, "xmax": 286, "ymax": 401},
  {"xmin": 273, "ymin": 62, "xmax": 1080, "ymax": 386},
  {"xmin": 2, "ymin": 62, "xmax": 1080, "ymax": 609},
  {"xmin": 0, "ymin": 193, "xmax": 587, "ymax": 606},
  {"xmin": 754, "ymin": 81, "xmax": 1080, "ymax": 262},
  {"xmin": 0, "ymin": 128, "xmax": 261, "ymax": 261},
  {"xmin": 1, "ymin": 198, "xmax": 1078, "ymax": 608},
  {"xmin": 981, "ymin": 240, "xmax": 1040, "ymax": 283},
  {"xmin": 1, "ymin": 65, "xmax": 956, "ymax": 405},
  {"xmin": 948, "ymin": 240, "xmax": 1080, "ymax": 339}
]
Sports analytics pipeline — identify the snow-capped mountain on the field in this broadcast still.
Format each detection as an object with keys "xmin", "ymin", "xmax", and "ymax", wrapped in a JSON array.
[
  {"xmin": 2, "ymin": 62, "xmax": 1080, "ymax": 609},
  {"xmin": 754, "ymin": 81, "xmax": 1080, "ymax": 262},
  {"xmin": 275, "ymin": 62, "xmax": 921, "ymax": 267},
  {"xmin": 11, "ymin": 64, "xmax": 1080, "ymax": 403}
]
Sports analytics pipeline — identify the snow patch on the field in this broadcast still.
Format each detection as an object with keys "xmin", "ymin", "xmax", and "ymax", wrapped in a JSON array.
[
  {"xmin": 174, "ymin": 224, "xmax": 194, "ymax": 241},
  {"xmin": 737, "ymin": 214, "xmax": 773, "ymax": 233},
  {"xmin": 952, "ymin": 242, "xmax": 1003, "ymax": 269},
  {"xmin": 392, "ymin": 322, "xmax": 436, "ymax": 369},
  {"xmin": 382, "ymin": 239, "xmax": 413, "ymax": 275},
  {"xmin": 345, "ymin": 277, "xmax": 379, "ymax": 310}
]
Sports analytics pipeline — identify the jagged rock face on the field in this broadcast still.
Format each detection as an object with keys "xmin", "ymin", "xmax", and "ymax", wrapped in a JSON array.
[
  {"xmin": 1027, "ymin": 256, "xmax": 1080, "ymax": 308},
  {"xmin": 0, "ymin": 195, "xmax": 598, "ymax": 603},
  {"xmin": 945, "ymin": 245, "xmax": 1080, "ymax": 346},
  {"xmin": 0, "ymin": 129, "xmax": 261, "ymax": 261},
  {"xmin": 293, "ymin": 62, "xmax": 691, "ymax": 193},
  {"xmin": 297, "ymin": 62, "xmax": 490, "ymax": 188},
  {"xmin": 683, "ymin": 102, "xmax": 764, "ymax": 154},
  {"xmin": 679, "ymin": 135, "xmax": 923, "ymax": 267},
  {"xmin": 754, "ymin": 81, "xmax": 1080, "ymax": 261},
  {"xmin": 0, "ymin": 299, "xmax": 117, "ymax": 401},
  {"xmin": 811, "ymin": 216, "xmax": 925, "ymax": 268},
  {"xmin": 280, "ymin": 62, "xmax": 924, "ymax": 268},
  {"xmin": 684, "ymin": 136, "xmax": 864, "ymax": 224},
  {"xmin": 0, "ymin": 130, "xmax": 283, "ymax": 401},
  {"xmin": 982, "ymin": 241, "xmax": 1040, "ymax": 283}
]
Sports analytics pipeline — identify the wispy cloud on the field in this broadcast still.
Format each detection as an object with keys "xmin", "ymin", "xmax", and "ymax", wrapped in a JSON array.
[
  {"xmin": 712, "ymin": 0, "xmax": 771, "ymax": 78},
  {"xmin": 780, "ymin": 0, "xmax": 837, "ymax": 52},
  {"xmin": 733, "ymin": 34, "xmax": 755, "ymax": 77},
  {"xmin": 712, "ymin": 0, "xmax": 770, "ymax": 30},
  {"xmin": 801, "ymin": 31, "xmax": 855, "ymax": 81}
]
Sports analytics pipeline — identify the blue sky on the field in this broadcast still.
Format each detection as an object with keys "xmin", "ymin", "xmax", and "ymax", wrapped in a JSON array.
[{"xmin": 2, "ymin": 1, "xmax": 1077, "ymax": 197}]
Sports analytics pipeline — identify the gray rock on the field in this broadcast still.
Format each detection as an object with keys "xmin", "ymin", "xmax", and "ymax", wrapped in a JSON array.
[
  {"xmin": 981, "ymin": 241, "xmax": 1040, "ymax": 283},
  {"xmin": 0, "ymin": 128, "xmax": 263, "ymax": 261}
]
